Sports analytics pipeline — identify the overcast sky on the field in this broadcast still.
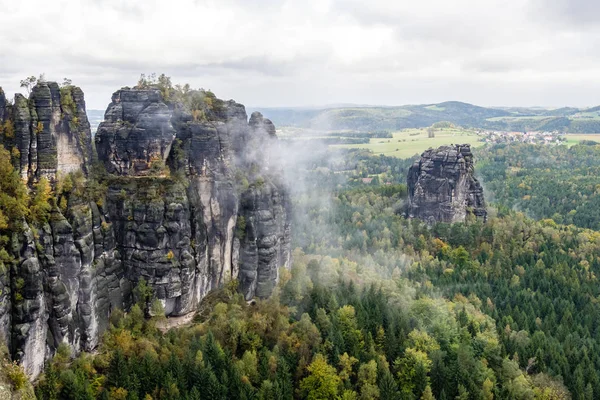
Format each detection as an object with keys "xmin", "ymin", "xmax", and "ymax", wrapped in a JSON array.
[{"xmin": 1, "ymin": 0, "xmax": 599, "ymax": 109}]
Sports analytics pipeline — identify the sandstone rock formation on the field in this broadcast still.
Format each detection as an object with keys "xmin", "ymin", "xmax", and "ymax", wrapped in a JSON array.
[
  {"xmin": 0, "ymin": 82, "xmax": 92, "ymax": 181},
  {"xmin": 0, "ymin": 82, "xmax": 291, "ymax": 378},
  {"xmin": 95, "ymin": 89, "xmax": 175, "ymax": 176},
  {"xmin": 407, "ymin": 144, "xmax": 486, "ymax": 224}
]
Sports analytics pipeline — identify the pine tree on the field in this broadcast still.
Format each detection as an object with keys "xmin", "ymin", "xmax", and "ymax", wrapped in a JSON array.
[
  {"xmin": 107, "ymin": 349, "xmax": 129, "ymax": 389},
  {"xmin": 189, "ymin": 387, "xmax": 201, "ymax": 400},
  {"xmin": 36, "ymin": 364, "xmax": 59, "ymax": 400},
  {"xmin": 275, "ymin": 356, "xmax": 294, "ymax": 399},
  {"xmin": 455, "ymin": 385, "xmax": 469, "ymax": 400},
  {"xmin": 378, "ymin": 371, "xmax": 400, "ymax": 400},
  {"xmin": 201, "ymin": 363, "xmax": 226, "ymax": 400}
]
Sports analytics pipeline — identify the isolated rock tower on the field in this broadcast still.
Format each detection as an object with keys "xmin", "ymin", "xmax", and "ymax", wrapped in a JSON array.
[{"xmin": 407, "ymin": 144, "xmax": 486, "ymax": 224}]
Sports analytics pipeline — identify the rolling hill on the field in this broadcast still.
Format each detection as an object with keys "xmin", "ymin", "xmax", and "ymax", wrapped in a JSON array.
[{"xmin": 248, "ymin": 101, "xmax": 600, "ymax": 133}]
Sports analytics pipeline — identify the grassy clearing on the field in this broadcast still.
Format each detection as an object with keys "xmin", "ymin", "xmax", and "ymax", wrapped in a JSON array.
[
  {"xmin": 331, "ymin": 127, "xmax": 483, "ymax": 159},
  {"xmin": 425, "ymin": 105, "xmax": 446, "ymax": 111},
  {"xmin": 564, "ymin": 134, "xmax": 600, "ymax": 146},
  {"xmin": 571, "ymin": 112, "xmax": 600, "ymax": 120},
  {"xmin": 486, "ymin": 115, "xmax": 551, "ymax": 122}
]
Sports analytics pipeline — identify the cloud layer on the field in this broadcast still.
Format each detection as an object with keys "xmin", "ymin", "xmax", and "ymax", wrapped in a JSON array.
[{"xmin": 1, "ymin": 0, "xmax": 599, "ymax": 109}]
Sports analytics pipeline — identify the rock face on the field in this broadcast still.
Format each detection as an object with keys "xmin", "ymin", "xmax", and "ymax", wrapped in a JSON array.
[
  {"xmin": 0, "ymin": 82, "xmax": 92, "ymax": 181},
  {"xmin": 407, "ymin": 144, "xmax": 486, "ymax": 224},
  {"xmin": 0, "ymin": 83, "xmax": 291, "ymax": 378},
  {"xmin": 95, "ymin": 89, "xmax": 175, "ymax": 176}
]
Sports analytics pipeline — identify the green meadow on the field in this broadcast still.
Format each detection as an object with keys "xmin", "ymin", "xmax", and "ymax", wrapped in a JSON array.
[
  {"xmin": 331, "ymin": 127, "xmax": 483, "ymax": 159},
  {"xmin": 564, "ymin": 134, "xmax": 600, "ymax": 146}
]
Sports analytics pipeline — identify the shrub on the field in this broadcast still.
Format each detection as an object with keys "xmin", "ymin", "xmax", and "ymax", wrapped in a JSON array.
[
  {"xmin": 59, "ymin": 86, "xmax": 77, "ymax": 115},
  {"xmin": 34, "ymin": 121, "xmax": 43, "ymax": 135},
  {"xmin": 5, "ymin": 361, "xmax": 28, "ymax": 390},
  {"xmin": 2, "ymin": 120, "xmax": 15, "ymax": 138},
  {"xmin": 29, "ymin": 177, "xmax": 53, "ymax": 224},
  {"xmin": 235, "ymin": 216, "xmax": 247, "ymax": 240}
]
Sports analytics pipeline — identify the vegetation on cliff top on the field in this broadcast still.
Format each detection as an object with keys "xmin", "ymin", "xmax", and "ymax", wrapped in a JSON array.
[{"xmin": 134, "ymin": 73, "xmax": 225, "ymax": 122}]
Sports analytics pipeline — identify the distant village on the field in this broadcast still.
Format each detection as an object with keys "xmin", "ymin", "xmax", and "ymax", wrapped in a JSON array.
[{"xmin": 477, "ymin": 129, "xmax": 565, "ymax": 145}]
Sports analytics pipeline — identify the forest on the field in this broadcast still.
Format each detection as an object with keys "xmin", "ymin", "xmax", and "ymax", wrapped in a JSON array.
[
  {"xmin": 476, "ymin": 143, "xmax": 600, "ymax": 230},
  {"xmin": 5, "ymin": 138, "xmax": 600, "ymax": 399}
]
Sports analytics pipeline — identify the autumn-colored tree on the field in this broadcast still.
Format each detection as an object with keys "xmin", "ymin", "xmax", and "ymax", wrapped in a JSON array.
[
  {"xmin": 482, "ymin": 378, "xmax": 494, "ymax": 400},
  {"xmin": 300, "ymin": 354, "xmax": 341, "ymax": 400},
  {"xmin": 395, "ymin": 348, "xmax": 432, "ymax": 399},
  {"xmin": 338, "ymin": 352, "xmax": 358, "ymax": 385},
  {"xmin": 0, "ymin": 147, "xmax": 27, "ymax": 231},
  {"xmin": 421, "ymin": 385, "xmax": 435, "ymax": 400},
  {"xmin": 30, "ymin": 177, "xmax": 52, "ymax": 224},
  {"xmin": 357, "ymin": 360, "xmax": 379, "ymax": 400}
]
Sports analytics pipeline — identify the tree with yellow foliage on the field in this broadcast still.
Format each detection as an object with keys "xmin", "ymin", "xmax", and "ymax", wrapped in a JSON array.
[
  {"xmin": 300, "ymin": 353, "xmax": 341, "ymax": 400},
  {"xmin": 30, "ymin": 177, "xmax": 53, "ymax": 224}
]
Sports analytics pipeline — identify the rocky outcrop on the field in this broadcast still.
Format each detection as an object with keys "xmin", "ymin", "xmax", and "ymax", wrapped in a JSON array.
[
  {"xmin": 11, "ymin": 223, "xmax": 47, "ymax": 378},
  {"xmin": 0, "ymin": 88, "xmax": 5, "ymax": 121},
  {"xmin": 95, "ymin": 87, "xmax": 291, "ymax": 306},
  {"xmin": 0, "ymin": 83, "xmax": 291, "ymax": 378},
  {"xmin": 0, "ymin": 83, "xmax": 95, "ymax": 377},
  {"xmin": 95, "ymin": 90, "xmax": 175, "ymax": 176},
  {"xmin": 0, "ymin": 82, "xmax": 92, "ymax": 181},
  {"xmin": 407, "ymin": 144, "xmax": 486, "ymax": 224},
  {"xmin": 238, "ymin": 183, "xmax": 291, "ymax": 299}
]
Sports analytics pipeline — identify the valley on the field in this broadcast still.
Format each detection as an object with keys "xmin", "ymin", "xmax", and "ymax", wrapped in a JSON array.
[
  {"xmin": 5, "ymin": 1, "xmax": 600, "ymax": 398},
  {"xmin": 1, "ymin": 78, "xmax": 600, "ymax": 399},
  {"xmin": 252, "ymin": 101, "xmax": 600, "ymax": 134}
]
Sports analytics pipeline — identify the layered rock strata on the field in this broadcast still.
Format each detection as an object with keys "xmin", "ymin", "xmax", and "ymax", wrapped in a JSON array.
[{"xmin": 0, "ymin": 83, "xmax": 291, "ymax": 378}]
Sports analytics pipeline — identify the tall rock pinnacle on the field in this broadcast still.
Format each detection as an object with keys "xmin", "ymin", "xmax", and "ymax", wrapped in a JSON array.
[{"xmin": 407, "ymin": 144, "xmax": 486, "ymax": 224}]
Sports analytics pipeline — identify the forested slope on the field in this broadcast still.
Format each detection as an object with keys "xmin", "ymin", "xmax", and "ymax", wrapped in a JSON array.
[
  {"xmin": 32, "ymin": 143, "xmax": 600, "ymax": 399},
  {"xmin": 477, "ymin": 143, "xmax": 600, "ymax": 230}
]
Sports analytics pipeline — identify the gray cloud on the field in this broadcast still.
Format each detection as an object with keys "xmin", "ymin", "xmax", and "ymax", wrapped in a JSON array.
[
  {"xmin": 1, "ymin": 0, "xmax": 600, "ymax": 109},
  {"xmin": 462, "ymin": 58, "xmax": 526, "ymax": 74},
  {"xmin": 532, "ymin": 0, "xmax": 600, "ymax": 27},
  {"xmin": 90, "ymin": 0, "xmax": 147, "ymax": 17}
]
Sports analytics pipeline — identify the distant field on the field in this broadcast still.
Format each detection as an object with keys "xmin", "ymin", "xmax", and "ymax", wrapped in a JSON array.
[
  {"xmin": 486, "ymin": 115, "xmax": 551, "ymax": 122},
  {"xmin": 331, "ymin": 127, "xmax": 483, "ymax": 159},
  {"xmin": 571, "ymin": 111, "xmax": 600, "ymax": 120},
  {"xmin": 424, "ymin": 105, "xmax": 446, "ymax": 111},
  {"xmin": 564, "ymin": 134, "xmax": 600, "ymax": 146}
]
